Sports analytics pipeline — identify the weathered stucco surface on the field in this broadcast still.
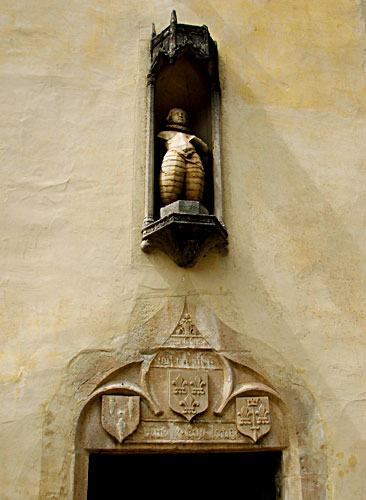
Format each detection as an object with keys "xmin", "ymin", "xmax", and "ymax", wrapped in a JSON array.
[{"xmin": 0, "ymin": 0, "xmax": 365, "ymax": 498}]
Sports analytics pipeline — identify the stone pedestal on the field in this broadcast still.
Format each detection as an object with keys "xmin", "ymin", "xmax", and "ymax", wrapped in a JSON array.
[
  {"xmin": 160, "ymin": 200, "xmax": 209, "ymax": 218},
  {"xmin": 141, "ymin": 201, "xmax": 228, "ymax": 267}
]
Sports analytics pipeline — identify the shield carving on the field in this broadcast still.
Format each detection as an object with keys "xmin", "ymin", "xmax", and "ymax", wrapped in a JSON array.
[
  {"xmin": 169, "ymin": 370, "xmax": 208, "ymax": 421},
  {"xmin": 101, "ymin": 395, "xmax": 140, "ymax": 443},
  {"xmin": 236, "ymin": 396, "xmax": 271, "ymax": 442}
]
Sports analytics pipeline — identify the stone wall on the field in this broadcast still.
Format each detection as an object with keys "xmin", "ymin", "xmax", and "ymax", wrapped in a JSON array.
[{"xmin": 0, "ymin": 1, "xmax": 365, "ymax": 498}]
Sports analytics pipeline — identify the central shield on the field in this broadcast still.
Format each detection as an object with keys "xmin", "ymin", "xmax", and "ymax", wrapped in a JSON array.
[{"xmin": 169, "ymin": 370, "xmax": 208, "ymax": 421}]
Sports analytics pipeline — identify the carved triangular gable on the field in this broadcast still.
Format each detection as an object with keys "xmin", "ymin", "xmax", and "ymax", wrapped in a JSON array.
[{"xmin": 163, "ymin": 312, "xmax": 211, "ymax": 349}]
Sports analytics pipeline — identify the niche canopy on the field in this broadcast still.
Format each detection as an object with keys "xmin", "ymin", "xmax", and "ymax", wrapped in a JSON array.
[{"xmin": 141, "ymin": 11, "xmax": 228, "ymax": 267}]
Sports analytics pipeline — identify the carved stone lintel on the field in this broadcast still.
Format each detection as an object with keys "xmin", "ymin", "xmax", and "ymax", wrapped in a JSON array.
[{"xmin": 88, "ymin": 310, "xmax": 281, "ymax": 450}]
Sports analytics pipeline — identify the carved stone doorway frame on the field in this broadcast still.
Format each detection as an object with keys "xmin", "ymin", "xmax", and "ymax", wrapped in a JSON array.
[{"xmin": 71, "ymin": 306, "xmax": 326, "ymax": 500}]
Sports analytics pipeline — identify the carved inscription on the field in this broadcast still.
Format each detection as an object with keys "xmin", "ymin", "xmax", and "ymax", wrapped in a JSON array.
[
  {"xmin": 236, "ymin": 396, "xmax": 271, "ymax": 442},
  {"xmin": 169, "ymin": 370, "xmax": 208, "ymax": 421},
  {"xmin": 174, "ymin": 422, "xmax": 238, "ymax": 441},
  {"xmin": 153, "ymin": 350, "xmax": 217, "ymax": 369},
  {"xmin": 167, "ymin": 334, "xmax": 209, "ymax": 348},
  {"xmin": 143, "ymin": 425, "xmax": 169, "ymax": 439},
  {"xmin": 129, "ymin": 422, "xmax": 245, "ymax": 443}
]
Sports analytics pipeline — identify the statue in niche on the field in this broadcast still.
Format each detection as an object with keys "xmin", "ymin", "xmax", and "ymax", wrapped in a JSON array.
[
  {"xmin": 141, "ymin": 13, "xmax": 228, "ymax": 267},
  {"xmin": 158, "ymin": 108, "xmax": 209, "ymax": 206}
]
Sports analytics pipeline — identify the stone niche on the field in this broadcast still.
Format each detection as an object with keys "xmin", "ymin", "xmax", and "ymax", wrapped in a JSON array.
[
  {"xmin": 141, "ymin": 12, "xmax": 228, "ymax": 267},
  {"xmin": 72, "ymin": 304, "xmax": 327, "ymax": 500}
]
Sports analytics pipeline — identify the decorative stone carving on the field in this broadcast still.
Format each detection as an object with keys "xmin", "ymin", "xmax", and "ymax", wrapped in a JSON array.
[
  {"xmin": 101, "ymin": 395, "xmax": 140, "ymax": 443},
  {"xmin": 141, "ymin": 12, "xmax": 228, "ymax": 267},
  {"xmin": 73, "ymin": 304, "xmax": 328, "ymax": 500},
  {"xmin": 170, "ymin": 312, "xmax": 209, "ymax": 346},
  {"xmin": 236, "ymin": 396, "xmax": 271, "ymax": 442},
  {"xmin": 83, "ymin": 308, "xmax": 284, "ymax": 450},
  {"xmin": 150, "ymin": 10, "xmax": 219, "ymax": 79},
  {"xmin": 169, "ymin": 371, "xmax": 208, "ymax": 421}
]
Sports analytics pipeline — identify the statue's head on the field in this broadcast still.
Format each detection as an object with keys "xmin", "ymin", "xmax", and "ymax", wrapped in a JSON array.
[{"xmin": 166, "ymin": 108, "xmax": 188, "ymax": 127}]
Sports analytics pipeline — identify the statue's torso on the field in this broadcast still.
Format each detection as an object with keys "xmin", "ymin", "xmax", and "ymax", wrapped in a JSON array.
[{"xmin": 158, "ymin": 131, "xmax": 196, "ymax": 154}]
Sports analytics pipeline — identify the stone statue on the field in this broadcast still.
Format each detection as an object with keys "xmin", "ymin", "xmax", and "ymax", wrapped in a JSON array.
[{"xmin": 158, "ymin": 108, "xmax": 209, "ymax": 206}]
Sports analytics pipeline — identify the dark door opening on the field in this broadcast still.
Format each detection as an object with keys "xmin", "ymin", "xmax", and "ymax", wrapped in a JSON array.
[{"xmin": 87, "ymin": 451, "xmax": 282, "ymax": 499}]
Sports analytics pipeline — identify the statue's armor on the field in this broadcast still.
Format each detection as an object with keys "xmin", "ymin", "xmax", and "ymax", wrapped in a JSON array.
[{"xmin": 158, "ymin": 131, "xmax": 205, "ymax": 205}]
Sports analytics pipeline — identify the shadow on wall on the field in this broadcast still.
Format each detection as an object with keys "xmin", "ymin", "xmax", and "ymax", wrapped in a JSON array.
[{"xmin": 133, "ymin": 16, "xmax": 364, "ymax": 495}]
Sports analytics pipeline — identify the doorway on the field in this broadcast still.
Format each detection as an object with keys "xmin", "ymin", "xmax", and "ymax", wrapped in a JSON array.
[{"xmin": 87, "ymin": 451, "xmax": 282, "ymax": 499}]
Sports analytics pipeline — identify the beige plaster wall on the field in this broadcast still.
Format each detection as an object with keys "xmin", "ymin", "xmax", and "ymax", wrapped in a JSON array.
[{"xmin": 0, "ymin": 0, "xmax": 365, "ymax": 498}]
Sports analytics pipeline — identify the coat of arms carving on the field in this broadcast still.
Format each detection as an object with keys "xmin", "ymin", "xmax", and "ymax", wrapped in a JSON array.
[
  {"xmin": 101, "ymin": 395, "xmax": 140, "ymax": 443},
  {"xmin": 90, "ymin": 310, "xmax": 280, "ymax": 448},
  {"xmin": 169, "ymin": 370, "xmax": 208, "ymax": 421},
  {"xmin": 236, "ymin": 396, "xmax": 271, "ymax": 442}
]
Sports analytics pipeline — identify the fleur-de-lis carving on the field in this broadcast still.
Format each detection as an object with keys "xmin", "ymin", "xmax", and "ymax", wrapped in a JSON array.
[
  {"xmin": 172, "ymin": 374, "xmax": 187, "ymax": 394},
  {"xmin": 237, "ymin": 405, "xmax": 256, "ymax": 427},
  {"xmin": 179, "ymin": 394, "xmax": 199, "ymax": 415},
  {"xmin": 256, "ymin": 403, "xmax": 270, "ymax": 425},
  {"xmin": 190, "ymin": 375, "xmax": 206, "ymax": 395},
  {"xmin": 169, "ymin": 370, "xmax": 208, "ymax": 421}
]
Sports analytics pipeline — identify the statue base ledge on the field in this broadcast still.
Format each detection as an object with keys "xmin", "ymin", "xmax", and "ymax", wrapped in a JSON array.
[
  {"xmin": 160, "ymin": 200, "xmax": 209, "ymax": 218},
  {"xmin": 141, "ymin": 207, "xmax": 228, "ymax": 268}
]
